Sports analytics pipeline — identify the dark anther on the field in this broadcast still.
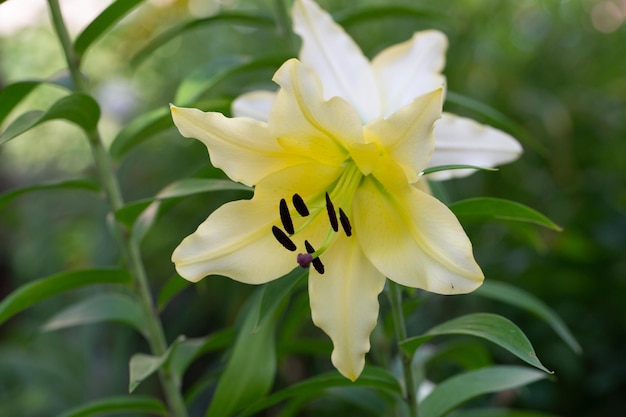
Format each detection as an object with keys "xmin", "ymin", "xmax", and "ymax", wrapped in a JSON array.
[
  {"xmin": 325, "ymin": 192, "xmax": 339, "ymax": 232},
  {"xmin": 272, "ymin": 226, "xmax": 296, "ymax": 251},
  {"xmin": 292, "ymin": 194, "xmax": 310, "ymax": 216},
  {"xmin": 279, "ymin": 199, "xmax": 294, "ymax": 235},
  {"xmin": 339, "ymin": 208, "xmax": 352, "ymax": 237},
  {"xmin": 304, "ymin": 240, "xmax": 324, "ymax": 274}
]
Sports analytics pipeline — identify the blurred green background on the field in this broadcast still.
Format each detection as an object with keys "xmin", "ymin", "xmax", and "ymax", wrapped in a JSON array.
[{"xmin": 0, "ymin": 0, "xmax": 624, "ymax": 416}]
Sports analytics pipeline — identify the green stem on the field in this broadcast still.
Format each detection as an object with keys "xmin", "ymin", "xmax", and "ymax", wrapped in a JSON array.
[
  {"xmin": 388, "ymin": 281, "xmax": 419, "ymax": 417},
  {"xmin": 47, "ymin": 2, "xmax": 188, "ymax": 416}
]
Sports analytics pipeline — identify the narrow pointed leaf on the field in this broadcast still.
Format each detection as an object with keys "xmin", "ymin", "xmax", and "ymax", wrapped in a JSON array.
[
  {"xmin": 0, "ymin": 178, "xmax": 99, "ymax": 210},
  {"xmin": 109, "ymin": 106, "xmax": 171, "ymax": 159},
  {"xmin": 419, "ymin": 366, "xmax": 548, "ymax": 417},
  {"xmin": 400, "ymin": 313, "xmax": 551, "ymax": 373},
  {"xmin": 157, "ymin": 274, "xmax": 192, "ymax": 312},
  {"xmin": 451, "ymin": 408, "xmax": 561, "ymax": 417},
  {"xmin": 131, "ymin": 13, "xmax": 275, "ymax": 67},
  {"xmin": 449, "ymin": 197, "xmax": 562, "ymax": 231},
  {"xmin": 256, "ymin": 268, "xmax": 306, "ymax": 329},
  {"xmin": 42, "ymin": 293, "xmax": 145, "ymax": 335},
  {"xmin": 0, "ymin": 76, "xmax": 72, "ymax": 126},
  {"xmin": 422, "ymin": 164, "xmax": 498, "ymax": 175},
  {"xmin": 128, "ymin": 336, "xmax": 184, "ymax": 393},
  {"xmin": 238, "ymin": 367, "xmax": 402, "ymax": 417},
  {"xmin": 476, "ymin": 281, "xmax": 582, "ymax": 354},
  {"xmin": 54, "ymin": 396, "xmax": 167, "ymax": 417},
  {"xmin": 74, "ymin": 0, "xmax": 144, "ymax": 58},
  {"xmin": 0, "ymin": 269, "xmax": 132, "ymax": 326},
  {"xmin": 205, "ymin": 291, "xmax": 280, "ymax": 417},
  {"xmin": 335, "ymin": 5, "xmax": 445, "ymax": 28},
  {"xmin": 0, "ymin": 93, "xmax": 100, "ymax": 145},
  {"xmin": 169, "ymin": 329, "xmax": 235, "ymax": 379}
]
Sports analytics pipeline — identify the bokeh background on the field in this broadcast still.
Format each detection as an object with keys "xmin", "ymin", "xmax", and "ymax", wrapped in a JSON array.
[{"xmin": 0, "ymin": 0, "xmax": 624, "ymax": 416}]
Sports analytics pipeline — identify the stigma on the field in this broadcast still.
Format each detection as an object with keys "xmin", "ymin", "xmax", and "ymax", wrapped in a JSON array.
[{"xmin": 271, "ymin": 192, "xmax": 352, "ymax": 274}]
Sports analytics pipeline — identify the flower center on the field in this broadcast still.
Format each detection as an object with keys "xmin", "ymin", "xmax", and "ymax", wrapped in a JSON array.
[{"xmin": 271, "ymin": 162, "xmax": 362, "ymax": 274}]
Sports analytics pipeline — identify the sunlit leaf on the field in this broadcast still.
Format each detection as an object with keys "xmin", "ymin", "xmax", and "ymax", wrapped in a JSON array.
[
  {"xmin": 0, "ymin": 93, "xmax": 100, "ymax": 145},
  {"xmin": 74, "ymin": 0, "xmax": 144, "ymax": 58},
  {"xmin": 41, "ymin": 293, "xmax": 145, "ymax": 336},
  {"xmin": 0, "ymin": 269, "xmax": 132, "ymax": 326},
  {"xmin": 0, "ymin": 178, "xmax": 100, "ymax": 211},
  {"xmin": 449, "ymin": 197, "xmax": 562, "ymax": 231},
  {"xmin": 238, "ymin": 367, "xmax": 403, "ymax": 417},
  {"xmin": 400, "ymin": 313, "xmax": 551, "ymax": 373},
  {"xmin": 419, "ymin": 366, "xmax": 548, "ymax": 417},
  {"xmin": 54, "ymin": 395, "xmax": 167, "ymax": 417},
  {"xmin": 131, "ymin": 13, "xmax": 275, "ymax": 67},
  {"xmin": 476, "ymin": 281, "xmax": 582, "ymax": 354},
  {"xmin": 205, "ymin": 291, "xmax": 280, "ymax": 417},
  {"xmin": 422, "ymin": 164, "xmax": 498, "ymax": 176},
  {"xmin": 128, "ymin": 336, "xmax": 184, "ymax": 393}
]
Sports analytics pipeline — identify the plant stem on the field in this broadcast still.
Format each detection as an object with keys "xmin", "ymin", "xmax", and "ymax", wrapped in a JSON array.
[
  {"xmin": 47, "ymin": 2, "xmax": 188, "ymax": 416},
  {"xmin": 388, "ymin": 281, "xmax": 419, "ymax": 417}
]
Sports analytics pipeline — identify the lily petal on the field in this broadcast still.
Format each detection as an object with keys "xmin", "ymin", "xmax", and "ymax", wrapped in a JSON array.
[
  {"xmin": 171, "ymin": 105, "xmax": 305, "ymax": 186},
  {"xmin": 364, "ymin": 89, "xmax": 442, "ymax": 183},
  {"xmin": 354, "ymin": 177, "xmax": 484, "ymax": 294},
  {"xmin": 231, "ymin": 90, "xmax": 276, "ymax": 121},
  {"xmin": 372, "ymin": 30, "xmax": 448, "ymax": 118},
  {"xmin": 429, "ymin": 113, "xmax": 523, "ymax": 180},
  {"xmin": 172, "ymin": 197, "xmax": 294, "ymax": 284},
  {"xmin": 293, "ymin": 0, "xmax": 380, "ymax": 121},
  {"xmin": 308, "ymin": 234, "xmax": 386, "ymax": 381},
  {"xmin": 270, "ymin": 59, "xmax": 364, "ymax": 165}
]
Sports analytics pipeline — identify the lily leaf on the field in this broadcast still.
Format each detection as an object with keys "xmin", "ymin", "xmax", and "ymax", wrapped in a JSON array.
[
  {"xmin": 128, "ymin": 336, "xmax": 185, "ymax": 393},
  {"xmin": 157, "ymin": 274, "xmax": 192, "ymax": 312},
  {"xmin": 336, "ymin": 5, "xmax": 446, "ymax": 28},
  {"xmin": 451, "ymin": 408, "xmax": 562, "ymax": 417},
  {"xmin": 476, "ymin": 281, "xmax": 582, "ymax": 354},
  {"xmin": 400, "ymin": 313, "xmax": 552, "ymax": 373},
  {"xmin": 0, "ymin": 178, "xmax": 100, "ymax": 211},
  {"xmin": 41, "ymin": 293, "xmax": 145, "ymax": 336},
  {"xmin": 0, "ymin": 93, "xmax": 100, "ymax": 145},
  {"xmin": 0, "ymin": 269, "xmax": 132, "ymax": 326},
  {"xmin": 205, "ymin": 291, "xmax": 281, "ymax": 417},
  {"xmin": 0, "ymin": 76, "xmax": 71, "ymax": 126},
  {"xmin": 54, "ymin": 395, "xmax": 167, "ymax": 417},
  {"xmin": 449, "ymin": 197, "xmax": 562, "ymax": 231},
  {"xmin": 419, "ymin": 366, "xmax": 548, "ymax": 417},
  {"xmin": 238, "ymin": 367, "xmax": 402, "ymax": 417},
  {"xmin": 256, "ymin": 268, "xmax": 307, "ymax": 330},
  {"xmin": 131, "ymin": 13, "xmax": 275, "ymax": 67},
  {"xmin": 74, "ymin": 0, "xmax": 144, "ymax": 58},
  {"xmin": 422, "ymin": 164, "xmax": 498, "ymax": 176},
  {"xmin": 169, "ymin": 329, "xmax": 235, "ymax": 380}
]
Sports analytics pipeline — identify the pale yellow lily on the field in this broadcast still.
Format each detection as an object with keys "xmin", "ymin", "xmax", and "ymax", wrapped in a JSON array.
[
  {"xmin": 233, "ymin": 0, "xmax": 523, "ymax": 181},
  {"xmin": 171, "ymin": 58, "xmax": 483, "ymax": 380}
]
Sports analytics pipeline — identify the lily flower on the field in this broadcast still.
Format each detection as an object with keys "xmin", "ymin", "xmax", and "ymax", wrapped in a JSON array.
[
  {"xmin": 232, "ymin": 0, "xmax": 522, "ymax": 181},
  {"xmin": 171, "ymin": 58, "xmax": 483, "ymax": 380}
]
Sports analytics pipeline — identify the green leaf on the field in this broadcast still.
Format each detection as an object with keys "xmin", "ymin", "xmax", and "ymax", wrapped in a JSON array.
[
  {"xmin": 256, "ymin": 268, "xmax": 306, "ymax": 330},
  {"xmin": 54, "ymin": 395, "xmax": 168, "ymax": 417},
  {"xmin": 419, "ymin": 366, "xmax": 548, "ymax": 417},
  {"xmin": 0, "ymin": 93, "xmax": 101, "ymax": 145},
  {"xmin": 475, "ymin": 281, "xmax": 582, "ymax": 354},
  {"xmin": 0, "ymin": 269, "xmax": 132, "ymax": 326},
  {"xmin": 445, "ymin": 91, "xmax": 546, "ymax": 155},
  {"xmin": 336, "ymin": 5, "xmax": 445, "ymax": 28},
  {"xmin": 422, "ymin": 164, "xmax": 498, "ymax": 175},
  {"xmin": 128, "ymin": 336, "xmax": 184, "ymax": 393},
  {"xmin": 0, "ymin": 178, "xmax": 100, "ymax": 211},
  {"xmin": 169, "ymin": 329, "xmax": 235, "ymax": 380},
  {"xmin": 131, "ymin": 13, "xmax": 275, "ymax": 67},
  {"xmin": 174, "ymin": 56, "xmax": 286, "ymax": 105},
  {"xmin": 115, "ymin": 178, "xmax": 251, "ymax": 243},
  {"xmin": 109, "ymin": 106, "xmax": 171, "ymax": 160},
  {"xmin": 205, "ymin": 291, "xmax": 280, "ymax": 417},
  {"xmin": 0, "ymin": 76, "xmax": 71, "ymax": 126},
  {"xmin": 74, "ymin": 0, "xmax": 144, "ymax": 58},
  {"xmin": 449, "ymin": 197, "xmax": 562, "ymax": 231},
  {"xmin": 238, "ymin": 367, "xmax": 403, "ymax": 417},
  {"xmin": 41, "ymin": 293, "xmax": 145, "ymax": 336},
  {"xmin": 400, "ymin": 313, "xmax": 552, "ymax": 373},
  {"xmin": 157, "ymin": 274, "xmax": 192, "ymax": 312},
  {"xmin": 451, "ymin": 408, "xmax": 562, "ymax": 417}
]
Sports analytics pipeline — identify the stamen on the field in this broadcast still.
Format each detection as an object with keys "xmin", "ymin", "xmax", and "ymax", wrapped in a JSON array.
[
  {"xmin": 339, "ymin": 208, "xmax": 352, "ymax": 237},
  {"xmin": 325, "ymin": 192, "xmax": 339, "ymax": 232},
  {"xmin": 292, "ymin": 194, "xmax": 310, "ymax": 216},
  {"xmin": 279, "ymin": 199, "xmax": 294, "ymax": 235},
  {"xmin": 304, "ymin": 240, "xmax": 325, "ymax": 274},
  {"xmin": 297, "ymin": 253, "xmax": 313, "ymax": 268},
  {"xmin": 272, "ymin": 226, "xmax": 296, "ymax": 251}
]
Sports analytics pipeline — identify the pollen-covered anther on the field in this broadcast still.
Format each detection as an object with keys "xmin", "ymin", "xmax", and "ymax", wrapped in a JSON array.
[
  {"xmin": 272, "ymin": 225, "xmax": 296, "ymax": 251},
  {"xmin": 292, "ymin": 193, "xmax": 310, "ymax": 216},
  {"xmin": 279, "ymin": 198, "xmax": 294, "ymax": 234},
  {"xmin": 339, "ymin": 208, "xmax": 352, "ymax": 237},
  {"xmin": 325, "ymin": 192, "xmax": 339, "ymax": 232}
]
